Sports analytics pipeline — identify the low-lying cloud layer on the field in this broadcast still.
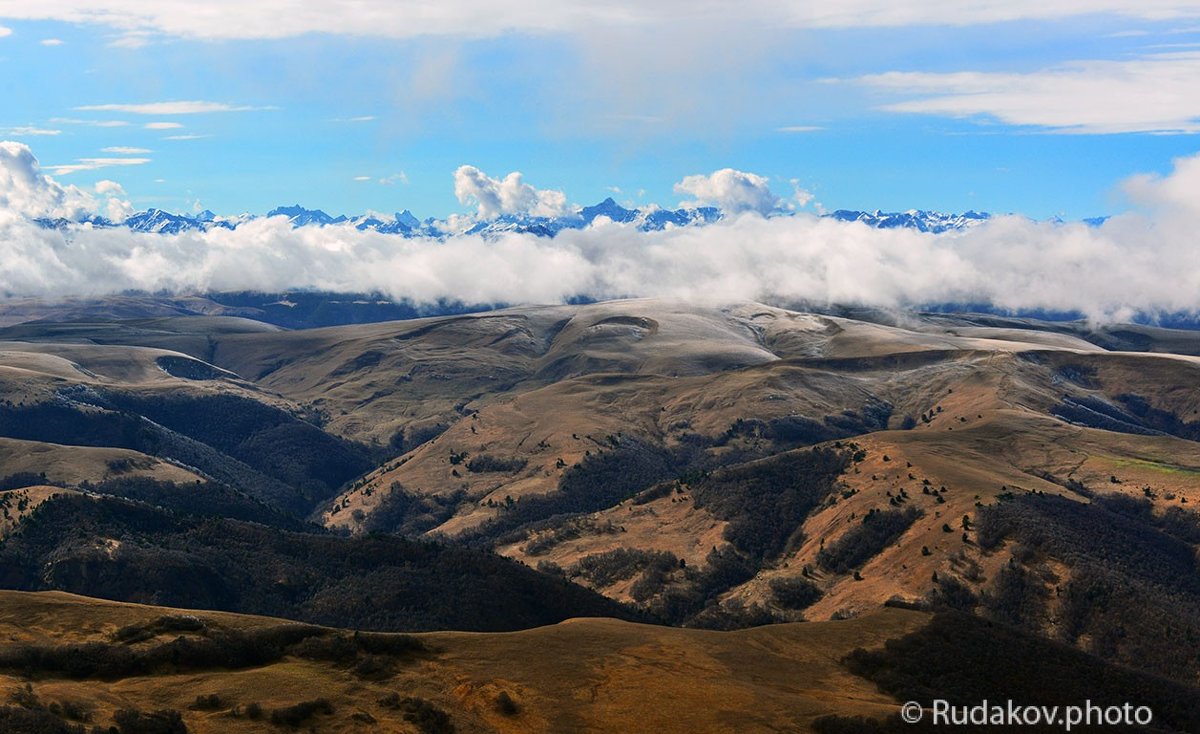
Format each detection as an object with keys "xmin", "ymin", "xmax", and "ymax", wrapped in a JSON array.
[{"xmin": 3, "ymin": 141, "xmax": 1200, "ymax": 322}]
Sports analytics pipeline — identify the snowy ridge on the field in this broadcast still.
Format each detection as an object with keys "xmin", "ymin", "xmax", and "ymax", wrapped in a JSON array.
[{"xmin": 34, "ymin": 199, "xmax": 1021, "ymax": 238}]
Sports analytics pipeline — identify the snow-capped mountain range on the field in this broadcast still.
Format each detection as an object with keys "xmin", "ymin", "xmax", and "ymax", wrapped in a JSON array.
[
  {"xmin": 825, "ymin": 208, "xmax": 991, "ymax": 234},
  {"xmin": 34, "ymin": 198, "xmax": 1007, "ymax": 238}
]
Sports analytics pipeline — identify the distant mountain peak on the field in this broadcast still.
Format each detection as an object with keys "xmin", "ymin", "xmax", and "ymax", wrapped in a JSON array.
[
  {"xmin": 827, "ymin": 208, "xmax": 992, "ymax": 234},
  {"xmin": 396, "ymin": 209, "xmax": 420, "ymax": 228},
  {"xmin": 267, "ymin": 205, "xmax": 335, "ymax": 226},
  {"xmin": 581, "ymin": 197, "xmax": 638, "ymax": 225},
  {"xmin": 35, "ymin": 199, "xmax": 1028, "ymax": 239}
]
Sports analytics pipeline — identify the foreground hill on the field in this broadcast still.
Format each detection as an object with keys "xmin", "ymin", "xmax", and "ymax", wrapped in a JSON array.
[{"xmin": 1, "ymin": 591, "xmax": 1197, "ymax": 734}]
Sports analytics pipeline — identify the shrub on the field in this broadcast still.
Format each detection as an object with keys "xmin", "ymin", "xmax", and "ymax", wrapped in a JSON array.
[
  {"xmin": 690, "ymin": 448, "xmax": 849, "ymax": 561},
  {"xmin": 0, "ymin": 706, "xmax": 86, "ymax": 734},
  {"xmin": 816, "ymin": 508, "xmax": 921, "ymax": 574},
  {"xmin": 465, "ymin": 455, "xmax": 528, "ymax": 473},
  {"xmin": 188, "ymin": 695, "xmax": 222, "ymax": 711},
  {"xmin": 495, "ymin": 691, "xmax": 519, "ymax": 716},
  {"xmin": 570, "ymin": 548, "xmax": 678, "ymax": 589},
  {"xmin": 378, "ymin": 696, "xmax": 454, "ymax": 734},
  {"xmin": 112, "ymin": 708, "xmax": 188, "ymax": 734},
  {"xmin": 269, "ymin": 699, "xmax": 333, "ymax": 727},
  {"xmin": 769, "ymin": 577, "xmax": 823, "ymax": 610}
]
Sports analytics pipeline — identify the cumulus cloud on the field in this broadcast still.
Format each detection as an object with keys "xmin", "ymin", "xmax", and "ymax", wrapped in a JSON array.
[
  {"xmin": 0, "ymin": 145, "xmax": 138, "ymax": 226},
  {"xmin": 0, "ymin": 141, "xmax": 95, "ymax": 219},
  {"xmin": 454, "ymin": 165, "xmax": 569, "ymax": 219},
  {"xmin": 6, "ymin": 142, "xmax": 1200, "ymax": 322},
  {"xmin": 93, "ymin": 180, "xmax": 125, "ymax": 196},
  {"xmin": 675, "ymin": 168, "xmax": 780, "ymax": 215},
  {"xmin": 92, "ymin": 184, "xmax": 129, "ymax": 220},
  {"xmin": 860, "ymin": 52, "xmax": 1200, "ymax": 134}
]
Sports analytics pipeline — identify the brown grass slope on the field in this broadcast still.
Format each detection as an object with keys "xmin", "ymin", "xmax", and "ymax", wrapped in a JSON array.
[{"xmin": 0, "ymin": 590, "xmax": 924, "ymax": 734}]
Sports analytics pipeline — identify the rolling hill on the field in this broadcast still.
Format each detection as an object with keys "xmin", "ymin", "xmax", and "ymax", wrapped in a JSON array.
[
  {"xmin": 2, "ymin": 591, "xmax": 1197, "ymax": 734},
  {"xmin": 2, "ymin": 295, "xmax": 1200, "ymax": 726}
]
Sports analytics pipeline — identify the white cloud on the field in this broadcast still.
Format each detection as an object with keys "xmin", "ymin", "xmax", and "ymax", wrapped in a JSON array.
[
  {"xmin": 101, "ymin": 146, "xmax": 151, "ymax": 154},
  {"xmin": 0, "ymin": 25, "xmax": 10, "ymax": 38},
  {"xmin": 144, "ymin": 122, "xmax": 183, "ymax": 130},
  {"xmin": 353, "ymin": 175, "xmax": 372, "ymax": 182},
  {"xmin": 78, "ymin": 101, "xmax": 257, "ymax": 115},
  {"xmin": 0, "ymin": 145, "xmax": 136, "ymax": 224},
  {"xmin": 46, "ymin": 157, "xmax": 152, "ymax": 175},
  {"xmin": 454, "ymin": 165, "xmax": 568, "ymax": 218},
  {"xmin": 162, "ymin": 133, "xmax": 209, "ymax": 140},
  {"xmin": 94, "ymin": 180, "xmax": 132, "ymax": 222},
  {"xmin": 789, "ymin": 178, "xmax": 815, "ymax": 208},
  {"xmin": 860, "ymin": 52, "xmax": 1200, "ymax": 134},
  {"xmin": 51, "ymin": 118, "xmax": 129, "ymax": 127},
  {"xmin": 5, "ymin": 127, "xmax": 61, "ymax": 136},
  {"xmin": 0, "ymin": 1, "xmax": 1199, "ymax": 41},
  {"xmin": 674, "ymin": 168, "xmax": 780, "ymax": 215},
  {"xmin": 0, "ymin": 141, "xmax": 95, "ymax": 219},
  {"xmin": 94, "ymin": 180, "xmax": 125, "ymax": 196},
  {"xmin": 777, "ymin": 125, "xmax": 823, "ymax": 133},
  {"xmin": 108, "ymin": 31, "xmax": 151, "ymax": 48},
  {"xmin": 379, "ymin": 172, "xmax": 409, "ymax": 186},
  {"xmin": 40, "ymin": 38, "xmax": 64, "ymax": 45}
]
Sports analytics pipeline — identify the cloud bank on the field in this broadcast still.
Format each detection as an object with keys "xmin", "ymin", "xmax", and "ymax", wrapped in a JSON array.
[
  {"xmin": 3, "ymin": 141, "xmax": 1200, "ymax": 322},
  {"xmin": 2, "ymin": 1, "xmax": 1199, "ymax": 40}
]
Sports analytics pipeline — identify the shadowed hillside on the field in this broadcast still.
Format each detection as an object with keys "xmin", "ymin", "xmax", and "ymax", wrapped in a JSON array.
[{"xmin": 0, "ymin": 493, "xmax": 642, "ymax": 633}]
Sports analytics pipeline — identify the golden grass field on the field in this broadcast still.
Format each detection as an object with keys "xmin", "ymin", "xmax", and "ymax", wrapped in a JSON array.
[{"xmin": 0, "ymin": 590, "xmax": 925, "ymax": 733}]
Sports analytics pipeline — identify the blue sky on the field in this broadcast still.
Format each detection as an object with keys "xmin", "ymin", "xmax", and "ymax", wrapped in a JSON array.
[{"xmin": 3, "ymin": 3, "xmax": 1200, "ymax": 220}]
